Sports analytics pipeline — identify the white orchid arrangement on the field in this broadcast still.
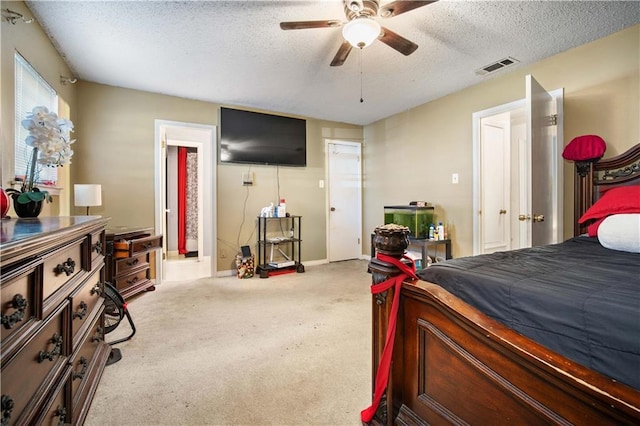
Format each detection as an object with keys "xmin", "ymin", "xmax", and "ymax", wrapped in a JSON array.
[{"xmin": 8, "ymin": 106, "xmax": 75, "ymax": 204}]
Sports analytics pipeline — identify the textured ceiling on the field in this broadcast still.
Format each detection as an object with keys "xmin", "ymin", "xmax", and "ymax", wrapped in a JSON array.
[{"xmin": 25, "ymin": 1, "xmax": 640, "ymax": 126}]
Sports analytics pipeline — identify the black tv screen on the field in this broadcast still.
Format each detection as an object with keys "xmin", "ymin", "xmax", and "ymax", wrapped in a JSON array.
[{"xmin": 220, "ymin": 107, "xmax": 307, "ymax": 166}]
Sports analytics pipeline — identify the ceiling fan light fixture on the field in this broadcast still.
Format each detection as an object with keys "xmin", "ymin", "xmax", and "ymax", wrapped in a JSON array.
[{"xmin": 342, "ymin": 17, "xmax": 381, "ymax": 49}]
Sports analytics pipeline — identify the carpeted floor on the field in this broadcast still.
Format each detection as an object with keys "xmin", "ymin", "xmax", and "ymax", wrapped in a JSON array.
[{"xmin": 85, "ymin": 260, "xmax": 373, "ymax": 426}]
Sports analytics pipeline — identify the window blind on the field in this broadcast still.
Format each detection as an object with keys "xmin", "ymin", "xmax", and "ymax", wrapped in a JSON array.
[{"xmin": 14, "ymin": 52, "xmax": 58, "ymax": 185}]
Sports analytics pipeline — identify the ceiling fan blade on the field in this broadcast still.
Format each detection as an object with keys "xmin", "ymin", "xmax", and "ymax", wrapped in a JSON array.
[
  {"xmin": 379, "ymin": 0, "xmax": 438, "ymax": 18},
  {"xmin": 330, "ymin": 41, "xmax": 353, "ymax": 67},
  {"xmin": 280, "ymin": 20, "xmax": 343, "ymax": 30},
  {"xmin": 379, "ymin": 26, "xmax": 418, "ymax": 56}
]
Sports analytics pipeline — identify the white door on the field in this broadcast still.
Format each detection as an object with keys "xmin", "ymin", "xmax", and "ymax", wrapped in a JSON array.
[
  {"xmin": 480, "ymin": 119, "xmax": 510, "ymax": 253},
  {"xmin": 525, "ymin": 75, "xmax": 563, "ymax": 246},
  {"xmin": 327, "ymin": 141, "xmax": 362, "ymax": 262}
]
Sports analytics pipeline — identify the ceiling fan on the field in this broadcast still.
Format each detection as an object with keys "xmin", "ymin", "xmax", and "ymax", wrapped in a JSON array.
[{"xmin": 280, "ymin": 0, "xmax": 437, "ymax": 66}]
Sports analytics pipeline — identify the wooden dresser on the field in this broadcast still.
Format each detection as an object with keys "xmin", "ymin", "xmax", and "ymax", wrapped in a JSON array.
[
  {"xmin": 1, "ymin": 216, "xmax": 111, "ymax": 425},
  {"xmin": 105, "ymin": 227, "xmax": 162, "ymax": 300}
]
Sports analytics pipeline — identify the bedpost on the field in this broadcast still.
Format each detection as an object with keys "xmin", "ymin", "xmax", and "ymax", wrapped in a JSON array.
[
  {"xmin": 368, "ymin": 224, "xmax": 410, "ymax": 425},
  {"xmin": 574, "ymin": 160, "xmax": 595, "ymax": 236}
]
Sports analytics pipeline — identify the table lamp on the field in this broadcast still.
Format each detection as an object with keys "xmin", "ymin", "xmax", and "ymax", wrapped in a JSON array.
[{"xmin": 74, "ymin": 184, "xmax": 102, "ymax": 215}]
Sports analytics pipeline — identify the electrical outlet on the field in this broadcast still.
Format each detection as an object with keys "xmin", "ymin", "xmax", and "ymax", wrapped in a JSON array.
[
  {"xmin": 242, "ymin": 172, "xmax": 254, "ymax": 186},
  {"xmin": 452, "ymin": 173, "xmax": 459, "ymax": 184},
  {"xmin": 220, "ymin": 248, "xmax": 227, "ymax": 258},
  {"xmin": 319, "ymin": 179, "xmax": 325, "ymax": 188}
]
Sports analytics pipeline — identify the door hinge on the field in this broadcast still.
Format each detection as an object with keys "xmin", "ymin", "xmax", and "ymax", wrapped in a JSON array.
[
  {"xmin": 161, "ymin": 140, "xmax": 167, "ymax": 148},
  {"xmin": 358, "ymin": 238, "xmax": 360, "ymax": 245},
  {"xmin": 549, "ymin": 114, "xmax": 557, "ymax": 126}
]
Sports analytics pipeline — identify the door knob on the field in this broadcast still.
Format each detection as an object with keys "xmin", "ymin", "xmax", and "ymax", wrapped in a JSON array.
[
  {"xmin": 499, "ymin": 209, "xmax": 507, "ymax": 215},
  {"xmin": 533, "ymin": 214, "xmax": 545, "ymax": 222},
  {"xmin": 518, "ymin": 214, "xmax": 530, "ymax": 221},
  {"xmin": 330, "ymin": 207, "xmax": 336, "ymax": 212}
]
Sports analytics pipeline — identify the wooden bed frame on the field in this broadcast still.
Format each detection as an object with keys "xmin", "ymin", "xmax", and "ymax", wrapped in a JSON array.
[{"xmin": 368, "ymin": 144, "xmax": 640, "ymax": 425}]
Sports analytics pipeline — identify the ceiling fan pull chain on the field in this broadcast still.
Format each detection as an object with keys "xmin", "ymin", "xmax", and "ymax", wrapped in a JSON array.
[{"xmin": 360, "ymin": 48, "xmax": 364, "ymax": 103}]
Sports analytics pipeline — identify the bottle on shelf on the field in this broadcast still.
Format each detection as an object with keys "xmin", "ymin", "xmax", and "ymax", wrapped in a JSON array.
[
  {"xmin": 278, "ymin": 198, "xmax": 286, "ymax": 217},
  {"xmin": 437, "ymin": 222, "xmax": 445, "ymax": 240},
  {"xmin": 429, "ymin": 224, "xmax": 435, "ymax": 240}
]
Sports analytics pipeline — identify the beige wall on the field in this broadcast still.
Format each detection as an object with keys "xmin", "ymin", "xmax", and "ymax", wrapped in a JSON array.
[
  {"xmin": 1, "ymin": 0, "xmax": 77, "ymax": 216},
  {"xmin": 363, "ymin": 24, "xmax": 640, "ymax": 258},
  {"xmin": 75, "ymin": 82, "xmax": 362, "ymax": 271}
]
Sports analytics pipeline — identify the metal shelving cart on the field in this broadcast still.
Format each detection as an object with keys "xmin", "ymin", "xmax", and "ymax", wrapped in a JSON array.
[{"xmin": 256, "ymin": 215, "xmax": 304, "ymax": 278}]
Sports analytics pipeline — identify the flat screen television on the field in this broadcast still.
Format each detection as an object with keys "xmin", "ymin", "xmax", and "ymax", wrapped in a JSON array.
[{"xmin": 219, "ymin": 107, "xmax": 307, "ymax": 167}]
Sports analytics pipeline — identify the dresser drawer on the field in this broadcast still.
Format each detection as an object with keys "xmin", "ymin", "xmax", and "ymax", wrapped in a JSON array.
[
  {"xmin": 89, "ymin": 229, "xmax": 106, "ymax": 268},
  {"xmin": 70, "ymin": 317, "xmax": 105, "ymax": 411},
  {"xmin": 114, "ymin": 269, "xmax": 150, "ymax": 295},
  {"xmin": 0, "ymin": 302, "xmax": 69, "ymax": 426},
  {"xmin": 34, "ymin": 369, "xmax": 70, "ymax": 426},
  {"xmin": 70, "ymin": 267, "xmax": 104, "ymax": 348},
  {"xmin": 1, "ymin": 261, "xmax": 39, "ymax": 351},
  {"xmin": 43, "ymin": 240, "xmax": 85, "ymax": 301},
  {"xmin": 114, "ymin": 253, "xmax": 148, "ymax": 276},
  {"xmin": 113, "ymin": 234, "xmax": 162, "ymax": 258}
]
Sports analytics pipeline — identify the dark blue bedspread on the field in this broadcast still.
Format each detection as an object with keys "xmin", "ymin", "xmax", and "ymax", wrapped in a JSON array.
[{"xmin": 417, "ymin": 236, "xmax": 640, "ymax": 390}]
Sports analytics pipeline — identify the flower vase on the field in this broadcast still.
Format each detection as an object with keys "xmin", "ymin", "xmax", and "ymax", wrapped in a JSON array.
[
  {"xmin": 12, "ymin": 194, "xmax": 43, "ymax": 218},
  {"xmin": 0, "ymin": 188, "xmax": 9, "ymax": 218}
]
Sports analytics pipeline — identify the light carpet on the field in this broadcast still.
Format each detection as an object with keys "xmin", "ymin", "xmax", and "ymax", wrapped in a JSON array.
[{"xmin": 85, "ymin": 260, "xmax": 373, "ymax": 426}]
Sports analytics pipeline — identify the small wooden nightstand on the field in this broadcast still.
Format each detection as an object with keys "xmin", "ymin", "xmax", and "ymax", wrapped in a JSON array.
[{"xmin": 105, "ymin": 227, "xmax": 162, "ymax": 300}]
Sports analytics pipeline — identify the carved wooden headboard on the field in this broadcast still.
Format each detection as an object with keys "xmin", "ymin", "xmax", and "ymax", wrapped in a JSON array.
[{"xmin": 574, "ymin": 143, "xmax": 640, "ymax": 236}]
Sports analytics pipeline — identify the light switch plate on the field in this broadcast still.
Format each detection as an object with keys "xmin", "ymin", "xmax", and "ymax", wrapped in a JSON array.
[{"xmin": 452, "ymin": 173, "xmax": 459, "ymax": 184}]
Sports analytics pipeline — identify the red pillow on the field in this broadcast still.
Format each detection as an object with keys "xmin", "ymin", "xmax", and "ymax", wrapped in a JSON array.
[
  {"xmin": 579, "ymin": 185, "xmax": 640, "ymax": 236},
  {"xmin": 562, "ymin": 135, "xmax": 606, "ymax": 161}
]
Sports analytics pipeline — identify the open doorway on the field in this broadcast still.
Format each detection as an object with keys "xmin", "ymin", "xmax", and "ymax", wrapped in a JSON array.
[{"xmin": 154, "ymin": 120, "xmax": 217, "ymax": 281}]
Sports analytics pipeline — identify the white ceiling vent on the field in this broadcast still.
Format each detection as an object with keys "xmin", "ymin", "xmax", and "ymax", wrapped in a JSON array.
[{"xmin": 475, "ymin": 56, "xmax": 519, "ymax": 76}]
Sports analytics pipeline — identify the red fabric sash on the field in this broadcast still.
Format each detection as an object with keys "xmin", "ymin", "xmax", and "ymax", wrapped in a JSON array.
[
  {"xmin": 361, "ymin": 253, "xmax": 418, "ymax": 423},
  {"xmin": 177, "ymin": 146, "xmax": 187, "ymax": 254}
]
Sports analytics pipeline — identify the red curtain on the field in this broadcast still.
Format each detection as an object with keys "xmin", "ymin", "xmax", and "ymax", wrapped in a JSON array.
[{"xmin": 177, "ymin": 147, "xmax": 188, "ymax": 254}]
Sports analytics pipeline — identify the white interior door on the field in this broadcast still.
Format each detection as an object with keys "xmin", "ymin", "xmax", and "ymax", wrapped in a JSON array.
[
  {"xmin": 526, "ymin": 75, "xmax": 563, "ymax": 246},
  {"xmin": 473, "ymin": 76, "xmax": 563, "ymax": 254},
  {"xmin": 327, "ymin": 141, "xmax": 362, "ymax": 262},
  {"xmin": 480, "ymin": 118, "xmax": 511, "ymax": 254}
]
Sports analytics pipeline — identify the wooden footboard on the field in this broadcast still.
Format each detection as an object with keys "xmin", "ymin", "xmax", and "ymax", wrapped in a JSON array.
[
  {"xmin": 367, "ymin": 144, "xmax": 640, "ymax": 424},
  {"xmin": 367, "ymin": 227, "xmax": 639, "ymax": 425},
  {"xmin": 387, "ymin": 279, "xmax": 640, "ymax": 425}
]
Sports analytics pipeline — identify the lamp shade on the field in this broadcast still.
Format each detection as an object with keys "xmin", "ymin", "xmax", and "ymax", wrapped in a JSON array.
[
  {"xmin": 74, "ymin": 184, "xmax": 102, "ymax": 207},
  {"xmin": 342, "ymin": 17, "xmax": 381, "ymax": 48}
]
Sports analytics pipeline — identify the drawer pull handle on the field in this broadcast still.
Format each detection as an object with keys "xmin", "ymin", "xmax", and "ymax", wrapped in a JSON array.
[
  {"xmin": 38, "ymin": 333, "xmax": 63, "ymax": 363},
  {"xmin": 94, "ymin": 241, "xmax": 103, "ymax": 255},
  {"xmin": 91, "ymin": 282, "xmax": 103, "ymax": 296},
  {"xmin": 54, "ymin": 258, "xmax": 76, "ymax": 276},
  {"xmin": 127, "ymin": 276, "xmax": 140, "ymax": 285},
  {"xmin": 1, "ymin": 395, "xmax": 14, "ymax": 426},
  {"xmin": 73, "ymin": 301, "xmax": 88, "ymax": 320},
  {"xmin": 54, "ymin": 405, "xmax": 67, "ymax": 426},
  {"xmin": 143, "ymin": 242, "xmax": 153, "ymax": 249},
  {"xmin": 1, "ymin": 294, "xmax": 28, "ymax": 330},
  {"xmin": 92, "ymin": 327, "xmax": 104, "ymax": 343},
  {"xmin": 126, "ymin": 258, "xmax": 139, "ymax": 266},
  {"xmin": 72, "ymin": 356, "xmax": 89, "ymax": 381}
]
